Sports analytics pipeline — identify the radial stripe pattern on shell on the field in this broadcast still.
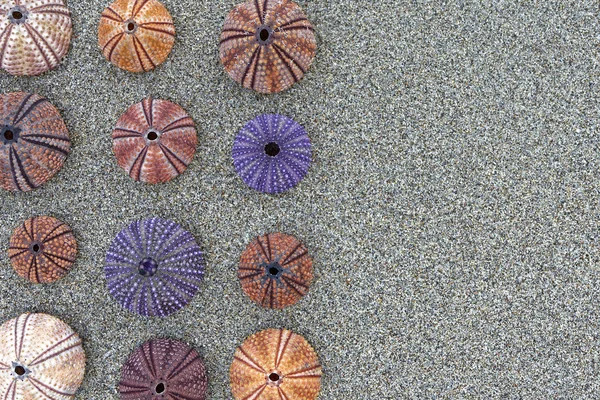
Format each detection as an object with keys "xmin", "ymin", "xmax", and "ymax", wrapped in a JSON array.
[
  {"xmin": 119, "ymin": 339, "xmax": 208, "ymax": 400},
  {"xmin": 0, "ymin": 0, "xmax": 72, "ymax": 76},
  {"xmin": 230, "ymin": 328, "xmax": 321, "ymax": 400},
  {"xmin": 239, "ymin": 232, "xmax": 313, "ymax": 309},
  {"xmin": 98, "ymin": 0, "xmax": 175, "ymax": 72},
  {"xmin": 112, "ymin": 97, "xmax": 198, "ymax": 184},
  {"xmin": 9, "ymin": 216, "xmax": 77, "ymax": 284},
  {"xmin": 0, "ymin": 92, "xmax": 71, "ymax": 192},
  {"xmin": 105, "ymin": 217, "xmax": 205, "ymax": 317},
  {"xmin": 220, "ymin": 0, "xmax": 316, "ymax": 93},
  {"xmin": 232, "ymin": 114, "xmax": 311, "ymax": 194},
  {"xmin": 0, "ymin": 313, "xmax": 86, "ymax": 400}
]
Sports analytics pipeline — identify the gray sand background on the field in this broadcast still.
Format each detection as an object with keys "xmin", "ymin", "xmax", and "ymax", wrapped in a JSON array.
[{"xmin": 1, "ymin": 0, "xmax": 600, "ymax": 398}]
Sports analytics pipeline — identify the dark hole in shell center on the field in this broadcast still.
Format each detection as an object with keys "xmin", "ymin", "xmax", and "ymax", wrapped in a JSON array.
[
  {"xmin": 11, "ymin": 11, "xmax": 23, "ymax": 20},
  {"xmin": 264, "ymin": 142, "xmax": 280, "ymax": 157},
  {"xmin": 14, "ymin": 366, "xmax": 25, "ymax": 376},
  {"xmin": 4, "ymin": 130, "xmax": 13, "ymax": 141},
  {"xmin": 155, "ymin": 383, "xmax": 165, "ymax": 394},
  {"xmin": 124, "ymin": 20, "xmax": 137, "ymax": 33},
  {"xmin": 147, "ymin": 130, "xmax": 158, "ymax": 141},
  {"xmin": 269, "ymin": 372, "xmax": 280, "ymax": 382},
  {"xmin": 138, "ymin": 258, "xmax": 158, "ymax": 277},
  {"xmin": 268, "ymin": 266, "xmax": 279, "ymax": 276},
  {"xmin": 32, "ymin": 244, "xmax": 40, "ymax": 253},
  {"xmin": 266, "ymin": 262, "xmax": 282, "ymax": 277},
  {"xmin": 259, "ymin": 28, "xmax": 270, "ymax": 41}
]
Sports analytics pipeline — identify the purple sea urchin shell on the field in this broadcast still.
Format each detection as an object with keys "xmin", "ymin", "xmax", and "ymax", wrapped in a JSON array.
[
  {"xmin": 232, "ymin": 114, "xmax": 311, "ymax": 194},
  {"xmin": 119, "ymin": 339, "xmax": 207, "ymax": 400},
  {"xmin": 105, "ymin": 217, "xmax": 204, "ymax": 317}
]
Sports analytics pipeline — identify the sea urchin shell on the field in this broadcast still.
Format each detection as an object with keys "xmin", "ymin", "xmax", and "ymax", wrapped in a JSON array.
[
  {"xmin": 105, "ymin": 217, "xmax": 205, "ymax": 317},
  {"xmin": 220, "ymin": 0, "xmax": 316, "ymax": 93},
  {"xmin": 9, "ymin": 216, "xmax": 77, "ymax": 284},
  {"xmin": 0, "ymin": 92, "xmax": 71, "ymax": 192},
  {"xmin": 239, "ymin": 232, "xmax": 313, "ymax": 309},
  {"xmin": 0, "ymin": 313, "xmax": 86, "ymax": 399},
  {"xmin": 230, "ymin": 328, "xmax": 321, "ymax": 400},
  {"xmin": 112, "ymin": 98, "xmax": 197, "ymax": 184},
  {"xmin": 119, "ymin": 339, "xmax": 208, "ymax": 400},
  {"xmin": 0, "ymin": 0, "xmax": 73, "ymax": 76},
  {"xmin": 98, "ymin": 0, "xmax": 175, "ymax": 72},
  {"xmin": 232, "ymin": 114, "xmax": 311, "ymax": 194}
]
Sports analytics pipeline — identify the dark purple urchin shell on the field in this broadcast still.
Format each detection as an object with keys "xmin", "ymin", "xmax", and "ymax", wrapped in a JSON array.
[
  {"xmin": 232, "ymin": 114, "xmax": 311, "ymax": 194},
  {"xmin": 119, "ymin": 339, "xmax": 207, "ymax": 400},
  {"xmin": 105, "ymin": 217, "xmax": 204, "ymax": 317}
]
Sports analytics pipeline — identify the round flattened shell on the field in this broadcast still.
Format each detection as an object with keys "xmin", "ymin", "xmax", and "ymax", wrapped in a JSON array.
[
  {"xmin": 0, "ymin": 0, "xmax": 73, "ymax": 76},
  {"xmin": 98, "ymin": 0, "xmax": 175, "ymax": 72},
  {"xmin": 0, "ymin": 313, "xmax": 86, "ymax": 400},
  {"xmin": 220, "ymin": 0, "xmax": 316, "ymax": 93},
  {"xmin": 9, "ymin": 216, "xmax": 77, "ymax": 283},
  {"xmin": 0, "ymin": 92, "xmax": 71, "ymax": 192},
  {"xmin": 112, "ymin": 98, "xmax": 197, "ymax": 184},
  {"xmin": 239, "ymin": 232, "xmax": 313, "ymax": 309},
  {"xmin": 230, "ymin": 328, "xmax": 322, "ymax": 400},
  {"xmin": 119, "ymin": 339, "xmax": 208, "ymax": 400}
]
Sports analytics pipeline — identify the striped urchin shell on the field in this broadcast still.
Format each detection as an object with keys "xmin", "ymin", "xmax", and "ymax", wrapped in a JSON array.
[
  {"xmin": 98, "ymin": 0, "xmax": 175, "ymax": 72},
  {"xmin": 220, "ymin": 0, "xmax": 316, "ymax": 94},
  {"xmin": 112, "ymin": 98, "xmax": 197, "ymax": 184},
  {"xmin": 0, "ymin": 313, "xmax": 86, "ymax": 400},
  {"xmin": 9, "ymin": 216, "xmax": 77, "ymax": 284},
  {"xmin": 0, "ymin": 92, "xmax": 70, "ymax": 192},
  {"xmin": 105, "ymin": 217, "xmax": 205, "ymax": 317},
  {"xmin": 230, "ymin": 328, "xmax": 321, "ymax": 400},
  {"xmin": 239, "ymin": 232, "xmax": 313, "ymax": 309},
  {"xmin": 119, "ymin": 339, "xmax": 207, "ymax": 400},
  {"xmin": 0, "ymin": 0, "xmax": 72, "ymax": 76},
  {"xmin": 232, "ymin": 114, "xmax": 311, "ymax": 194}
]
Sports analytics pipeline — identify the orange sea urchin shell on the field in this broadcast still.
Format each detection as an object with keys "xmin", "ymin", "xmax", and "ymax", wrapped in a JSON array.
[
  {"xmin": 239, "ymin": 232, "xmax": 313, "ymax": 309},
  {"xmin": 220, "ymin": 0, "xmax": 317, "ymax": 93},
  {"xmin": 98, "ymin": 0, "xmax": 175, "ymax": 72},
  {"xmin": 0, "ymin": 92, "xmax": 71, "ymax": 192},
  {"xmin": 0, "ymin": 0, "xmax": 73, "ymax": 76},
  {"xmin": 112, "ymin": 97, "xmax": 197, "ymax": 184},
  {"xmin": 9, "ymin": 216, "xmax": 77, "ymax": 284},
  {"xmin": 230, "ymin": 328, "xmax": 322, "ymax": 400},
  {"xmin": 0, "ymin": 313, "xmax": 86, "ymax": 399}
]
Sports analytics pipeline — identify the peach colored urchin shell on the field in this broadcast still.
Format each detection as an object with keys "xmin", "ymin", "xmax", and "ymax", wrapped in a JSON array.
[
  {"xmin": 230, "ymin": 328, "xmax": 322, "ymax": 400},
  {"xmin": 0, "ymin": 92, "xmax": 71, "ymax": 192},
  {"xmin": 112, "ymin": 97, "xmax": 197, "ymax": 184},
  {"xmin": 9, "ymin": 216, "xmax": 77, "ymax": 284},
  {"xmin": 0, "ymin": 0, "xmax": 73, "ymax": 76},
  {"xmin": 239, "ymin": 232, "xmax": 313, "ymax": 309},
  {"xmin": 220, "ymin": 0, "xmax": 317, "ymax": 94},
  {"xmin": 98, "ymin": 0, "xmax": 175, "ymax": 72},
  {"xmin": 0, "ymin": 313, "xmax": 86, "ymax": 399}
]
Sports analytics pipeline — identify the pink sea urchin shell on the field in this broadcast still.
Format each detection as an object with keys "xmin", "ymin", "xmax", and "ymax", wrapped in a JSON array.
[{"xmin": 0, "ymin": 0, "xmax": 73, "ymax": 76}]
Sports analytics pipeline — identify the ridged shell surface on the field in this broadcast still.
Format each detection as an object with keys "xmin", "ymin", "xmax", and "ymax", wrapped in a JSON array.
[
  {"xmin": 0, "ymin": 0, "xmax": 72, "ymax": 76},
  {"xmin": 0, "ymin": 313, "xmax": 86, "ymax": 399},
  {"xmin": 220, "ymin": 0, "xmax": 316, "ymax": 93},
  {"xmin": 112, "ymin": 97, "xmax": 197, "ymax": 184},
  {"xmin": 9, "ymin": 216, "xmax": 77, "ymax": 284},
  {"xmin": 230, "ymin": 328, "xmax": 321, "ymax": 400},
  {"xmin": 232, "ymin": 114, "xmax": 311, "ymax": 194},
  {"xmin": 239, "ymin": 232, "xmax": 313, "ymax": 309},
  {"xmin": 105, "ymin": 217, "xmax": 205, "ymax": 317},
  {"xmin": 0, "ymin": 92, "xmax": 71, "ymax": 192},
  {"xmin": 119, "ymin": 339, "xmax": 207, "ymax": 400},
  {"xmin": 98, "ymin": 0, "xmax": 175, "ymax": 72}
]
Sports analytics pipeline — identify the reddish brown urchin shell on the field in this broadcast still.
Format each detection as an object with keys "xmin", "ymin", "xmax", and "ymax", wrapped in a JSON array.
[
  {"xmin": 230, "ymin": 328, "xmax": 322, "ymax": 400},
  {"xmin": 239, "ymin": 232, "xmax": 313, "ymax": 309},
  {"xmin": 98, "ymin": 0, "xmax": 175, "ymax": 72},
  {"xmin": 112, "ymin": 98, "xmax": 197, "ymax": 184},
  {"xmin": 8, "ymin": 216, "xmax": 77, "ymax": 284},
  {"xmin": 119, "ymin": 339, "xmax": 208, "ymax": 400},
  {"xmin": 220, "ymin": 0, "xmax": 316, "ymax": 94},
  {"xmin": 0, "ymin": 92, "xmax": 71, "ymax": 192},
  {"xmin": 0, "ymin": 0, "xmax": 73, "ymax": 76}
]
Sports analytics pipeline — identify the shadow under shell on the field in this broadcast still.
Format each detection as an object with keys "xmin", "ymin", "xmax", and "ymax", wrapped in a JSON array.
[{"xmin": 105, "ymin": 217, "xmax": 205, "ymax": 317}]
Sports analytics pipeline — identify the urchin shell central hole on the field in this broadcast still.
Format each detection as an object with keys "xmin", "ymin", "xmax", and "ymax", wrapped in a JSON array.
[
  {"xmin": 11, "ymin": 11, "xmax": 23, "ymax": 20},
  {"xmin": 4, "ymin": 130, "xmax": 13, "ymax": 141},
  {"xmin": 264, "ymin": 142, "xmax": 280, "ymax": 157},
  {"xmin": 32, "ymin": 244, "xmax": 40, "ymax": 253},
  {"xmin": 268, "ymin": 267, "xmax": 279, "ymax": 276},
  {"xmin": 259, "ymin": 28, "xmax": 270, "ymax": 41},
  {"xmin": 155, "ymin": 383, "xmax": 165, "ymax": 393},
  {"xmin": 138, "ymin": 258, "xmax": 158, "ymax": 277},
  {"xmin": 127, "ymin": 22, "xmax": 135, "ymax": 31},
  {"xmin": 147, "ymin": 131, "xmax": 158, "ymax": 141},
  {"xmin": 269, "ymin": 373, "xmax": 280, "ymax": 382},
  {"xmin": 14, "ymin": 366, "xmax": 25, "ymax": 376}
]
